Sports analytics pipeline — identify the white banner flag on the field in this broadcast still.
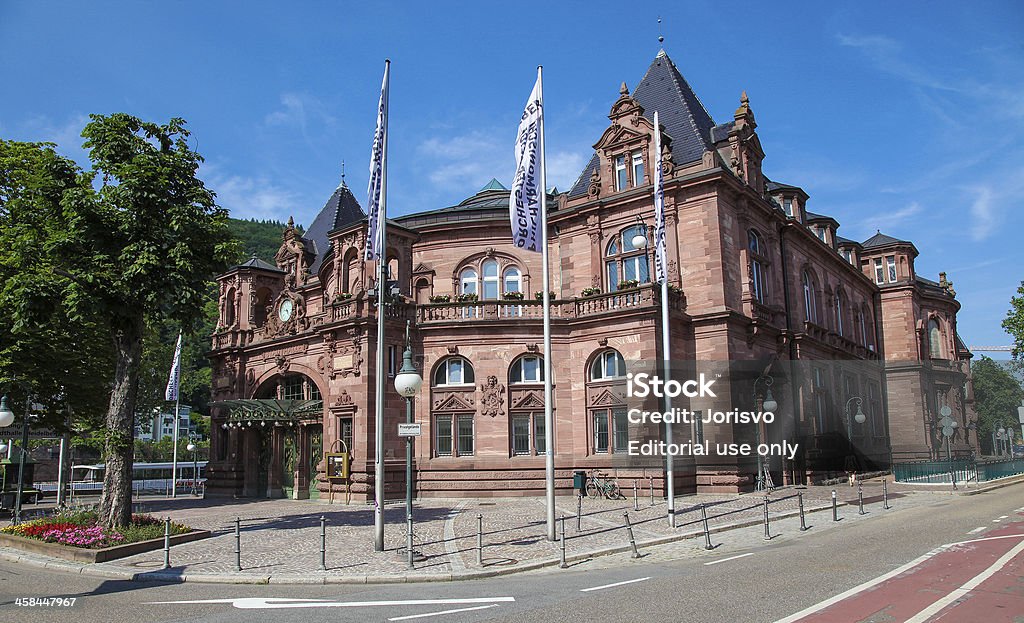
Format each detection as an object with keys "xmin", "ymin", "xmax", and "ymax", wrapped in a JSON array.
[
  {"xmin": 509, "ymin": 75, "xmax": 543, "ymax": 253},
  {"xmin": 652, "ymin": 110, "xmax": 667, "ymax": 283},
  {"xmin": 165, "ymin": 332, "xmax": 182, "ymax": 402},
  {"xmin": 365, "ymin": 62, "xmax": 390, "ymax": 261}
]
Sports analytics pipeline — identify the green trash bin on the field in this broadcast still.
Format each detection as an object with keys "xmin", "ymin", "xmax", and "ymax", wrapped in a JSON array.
[{"xmin": 573, "ymin": 470, "xmax": 587, "ymax": 494}]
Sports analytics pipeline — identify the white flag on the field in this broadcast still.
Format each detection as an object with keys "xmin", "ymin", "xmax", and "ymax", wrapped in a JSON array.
[
  {"xmin": 165, "ymin": 332, "xmax": 182, "ymax": 402},
  {"xmin": 652, "ymin": 110, "xmax": 667, "ymax": 283},
  {"xmin": 509, "ymin": 75, "xmax": 543, "ymax": 253},
  {"xmin": 365, "ymin": 62, "xmax": 390, "ymax": 261}
]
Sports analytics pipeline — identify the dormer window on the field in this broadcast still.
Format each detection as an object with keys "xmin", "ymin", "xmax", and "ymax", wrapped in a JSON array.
[
  {"xmin": 783, "ymin": 198, "xmax": 794, "ymax": 217},
  {"xmin": 840, "ymin": 248, "xmax": 853, "ymax": 264},
  {"xmin": 886, "ymin": 255, "xmax": 897, "ymax": 282},
  {"xmin": 873, "ymin": 259, "xmax": 884, "ymax": 285},
  {"xmin": 815, "ymin": 227, "xmax": 827, "ymax": 243},
  {"xmin": 614, "ymin": 149, "xmax": 644, "ymax": 191}
]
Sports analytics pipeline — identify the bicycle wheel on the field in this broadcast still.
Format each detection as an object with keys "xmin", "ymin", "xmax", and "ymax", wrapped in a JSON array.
[
  {"xmin": 607, "ymin": 483, "xmax": 623, "ymax": 500},
  {"xmin": 585, "ymin": 482, "xmax": 600, "ymax": 498}
]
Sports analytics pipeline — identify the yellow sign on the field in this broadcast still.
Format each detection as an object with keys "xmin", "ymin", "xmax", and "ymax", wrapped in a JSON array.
[{"xmin": 325, "ymin": 452, "xmax": 349, "ymax": 481}]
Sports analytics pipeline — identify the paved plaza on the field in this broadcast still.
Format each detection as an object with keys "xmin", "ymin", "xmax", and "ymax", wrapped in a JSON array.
[{"xmin": 0, "ymin": 477, "xmax": 958, "ymax": 583}]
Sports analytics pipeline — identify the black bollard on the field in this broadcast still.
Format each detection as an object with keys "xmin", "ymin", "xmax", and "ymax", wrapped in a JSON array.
[
  {"xmin": 883, "ymin": 478, "xmax": 890, "ymax": 510},
  {"xmin": 633, "ymin": 479, "xmax": 639, "ymax": 511},
  {"xmin": 559, "ymin": 515, "xmax": 568, "ymax": 569},
  {"xmin": 831, "ymin": 490, "xmax": 839, "ymax": 522},
  {"xmin": 763, "ymin": 496, "xmax": 771, "ymax": 541},
  {"xmin": 476, "ymin": 513, "xmax": 483, "ymax": 566},
  {"xmin": 701, "ymin": 503, "xmax": 714, "ymax": 550},
  {"xmin": 576, "ymin": 494, "xmax": 582, "ymax": 532},
  {"xmin": 234, "ymin": 517, "xmax": 241, "ymax": 571},
  {"xmin": 624, "ymin": 512, "xmax": 640, "ymax": 559},
  {"xmin": 858, "ymin": 484, "xmax": 865, "ymax": 515},
  {"xmin": 163, "ymin": 517, "xmax": 171, "ymax": 569},
  {"xmin": 320, "ymin": 515, "xmax": 327, "ymax": 571},
  {"xmin": 798, "ymin": 492, "xmax": 808, "ymax": 531}
]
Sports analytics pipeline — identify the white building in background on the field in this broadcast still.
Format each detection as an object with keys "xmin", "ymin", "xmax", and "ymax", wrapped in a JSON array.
[{"xmin": 135, "ymin": 405, "xmax": 194, "ymax": 442}]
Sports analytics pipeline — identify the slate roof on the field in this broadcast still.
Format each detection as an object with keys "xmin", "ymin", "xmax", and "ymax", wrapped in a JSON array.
[
  {"xmin": 568, "ymin": 51, "xmax": 717, "ymax": 198},
  {"xmin": 766, "ymin": 180, "xmax": 800, "ymax": 192},
  {"xmin": 306, "ymin": 183, "xmax": 366, "ymax": 275},
  {"xmin": 861, "ymin": 230, "xmax": 910, "ymax": 249},
  {"xmin": 236, "ymin": 254, "xmax": 283, "ymax": 272},
  {"xmin": 835, "ymin": 236, "xmax": 860, "ymax": 247},
  {"xmin": 805, "ymin": 211, "xmax": 838, "ymax": 224}
]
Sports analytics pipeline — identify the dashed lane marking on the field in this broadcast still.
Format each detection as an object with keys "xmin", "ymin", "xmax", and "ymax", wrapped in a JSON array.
[
  {"xmin": 580, "ymin": 577, "xmax": 651, "ymax": 592},
  {"xmin": 704, "ymin": 552, "xmax": 754, "ymax": 566},
  {"xmin": 388, "ymin": 604, "xmax": 501, "ymax": 621},
  {"xmin": 968, "ymin": 527, "xmax": 986, "ymax": 534},
  {"xmin": 145, "ymin": 597, "xmax": 516, "ymax": 610}
]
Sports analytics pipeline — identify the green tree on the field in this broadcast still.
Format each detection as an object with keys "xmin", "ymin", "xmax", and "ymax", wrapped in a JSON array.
[
  {"xmin": 1003, "ymin": 281, "xmax": 1024, "ymax": 360},
  {"xmin": 971, "ymin": 356, "xmax": 1024, "ymax": 454},
  {"xmin": 1, "ymin": 115, "xmax": 237, "ymax": 527}
]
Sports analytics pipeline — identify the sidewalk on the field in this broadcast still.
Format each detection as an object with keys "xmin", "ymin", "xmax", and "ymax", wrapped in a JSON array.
[{"xmin": 0, "ymin": 483, "xmax": 942, "ymax": 584}]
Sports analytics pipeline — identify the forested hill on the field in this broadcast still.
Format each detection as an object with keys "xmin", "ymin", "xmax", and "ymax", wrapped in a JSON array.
[{"xmin": 227, "ymin": 218, "xmax": 302, "ymax": 264}]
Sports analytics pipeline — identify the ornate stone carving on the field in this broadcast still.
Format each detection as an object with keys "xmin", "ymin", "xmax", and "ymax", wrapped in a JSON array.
[
  {"xmin": 432, "ymin": 392, "xmax": 476, "ymax": 412},
  {"xmin": 447, "ymin": 345, "xmax": 459, "ymax": 355},
  {"xmin": 589, "ymin": 388, "xmax": 626, "ymax": 407},
  {"xmin": 512, "ymin": 391, "xmax": 545, "ymax": 410},
  {"xmin": 479, "ymin": 376, "xmax": 505, "ymax": 418},
  {"xmin": 334, "ymin": 390, "xmax": 353, "ymax": 406}
]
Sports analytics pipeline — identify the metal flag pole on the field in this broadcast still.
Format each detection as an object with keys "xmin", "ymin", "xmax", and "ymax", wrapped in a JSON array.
[
  {"xmin": 537, "ymin": 65, "xmax": 556, "ymax": 542},
  {"xmin": 170, "ymin": 331, "xmax": 182, "ymax": 498},
  {"xmin": 373, "ymin": 59, "xmax": 391, "ymax": 552},
  {"xmin": 653, "ymin": 110, "xmax": 674, "ymax": 526}
]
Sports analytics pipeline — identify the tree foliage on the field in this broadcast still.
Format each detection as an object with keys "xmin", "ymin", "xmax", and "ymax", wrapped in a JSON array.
[
  {"xmin": 1002, "ymin": 281, "xmax": 1024, "ymax": 360},
  {"xmin": 1, "ymin": 115, "xmax": 237, "ymax": 527},
  {"xmin": 971, "ymin": 356, "xmax": 1024, "ymax": 454}
]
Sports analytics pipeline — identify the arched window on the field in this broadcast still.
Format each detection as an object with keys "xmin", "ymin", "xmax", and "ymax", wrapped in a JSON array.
[
  {"xmin": 459, "ymin": 268, "xmax": 478, "ymax": 296},
  {"xmin": 604, "ymin": 227, "xmax": 650, "ymax": 291},
  {"xmin": 481, "ymin": 259, "xmax": 499, "ymax": 300},
  {"xmin": 835, "ymin": 290, "xmax": 845, "ymax": 336},
  {"xmin": 590, "ymin": 350, "xmax": 626, "ymax": 381},
  {"xmin": 224, "ymin": 288, "xmax": 236, "ymax": 326},
  {"xmin": 748, "ymin": 230, "xmax": 767, "ymax": 303},
  {"xmin": 928, "ymin": 319, "xmax": 943, "ymax": 358},
  {"xmin": 503, "ymin": 267, "xmax": 522, "ymax": 296},
  {"xmin": 510, "ymin": 355, "xmax": 544, "ymax": 384},
  {"xmin": 258, "ymin": 374, "xmax": 322, "ymax": 402},
  {"xmin": 433, "ymin": 357, "xmax": 475, "ymax": 387},
  {"xmin": 802, "ymin": 270, "xmax": 818, "ymax": 324},
  {"xmin": 859, "ymin": 308, "xmax": 869, "ymax": 347}
]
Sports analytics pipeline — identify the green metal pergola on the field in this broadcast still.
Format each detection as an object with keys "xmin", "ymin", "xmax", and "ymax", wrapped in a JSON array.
[{"xmin": 212, "ymin": 399, "xmax": 324, "ymax": 427}]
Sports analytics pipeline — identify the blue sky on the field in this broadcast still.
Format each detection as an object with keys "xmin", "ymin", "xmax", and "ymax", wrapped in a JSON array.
[{"xmin": 1, "ymin": 1, "xmax": 1021, "ymax": 353}]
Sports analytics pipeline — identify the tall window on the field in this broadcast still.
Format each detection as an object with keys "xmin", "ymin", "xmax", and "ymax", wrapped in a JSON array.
[
  {"xmin": 834, "ymin": 290, "xmax": 844, "ymax": 336},
  {"xmin": 434, "ymin": 415, "xmax": 475, "ymax": 457},
  {"xmin": 340, "ymin": 417, "xmax": 353, "ymax": 455},
  {"xmin": 783, "ymin": 198, "xmax": 794, "ymax": 217},
  {"xmin": 460, "ymin": 268, "xmax": 478, "ymax": 296},
  {"xmin": 802, "ymin": 270, "xmax": 818, "ymax": 324},
  {"xmin": 614, "ymin": 155, "xmax": 628, "ymax": 190},
  {"xmin": 928, "ymin": 319, "xmax": 943, "ymax": 358},
  {"xmin": 873, "ymin": 259, "xmax": 884, "ymax": 285},
  {"xmin": 277, "ymin": 375, "xmax": 321, "ymax": 402},
  {"xmin": 886, "ymin": 255, "xmax": 897, "ymax": 283},
  {"xmin": 433, "ymin": 357, "xmax": 475, "ymax": 386},
  {"xmin": 590, "ymin": 350, "xmax": 626, "ymax": 381},
  {"xmin": 605, "ymin": 228, "xmax": 650, "ymax": 291},
  {"xmin": 593, "ymin": 408, "xmax": 629, "ymax": 453},
  {"xmin": 503, "ymin": 267, "xmax": 521, "ymax": 295},
  {"xmin": 813, "ymin": 367, "xmax": 828, "ymax": 433},
  {"xmin": 631, "ymin": 150, "xmax": 644, "ymax": 186},
  {"xmin": 841, "ymin": 248, "xmax": 853, "ymax": 264},
  {"xmin": 510, "ymin": 355, "xmax": 544, "ymax": 384},
  {"xmin": 748, "ymin": 230, "xmax": 767, "ymax": 303},
  {"xmin": 482, "ymin": 259, "xmax": 499, "ymax": 300},
  {"xmin": 857, "ymin": 310, "xmax": 868, "ymax": 347},
  {"xmin": 511, "ymin": 413, "xmax": 545, "ymax": 455}
]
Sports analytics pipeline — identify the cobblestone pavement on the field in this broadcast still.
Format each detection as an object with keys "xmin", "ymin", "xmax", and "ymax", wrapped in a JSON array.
[{"xmin": 0, "ymin": 476, "xmax": 948, "ymax": 582}]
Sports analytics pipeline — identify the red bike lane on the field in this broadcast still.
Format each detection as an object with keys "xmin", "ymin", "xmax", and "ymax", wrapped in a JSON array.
[{"xmin": 778, "ymin": 515, "xmax": 1024, "ymax": 623}]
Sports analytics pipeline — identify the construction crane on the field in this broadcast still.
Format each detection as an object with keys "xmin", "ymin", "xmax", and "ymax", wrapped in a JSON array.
[{"xmin": 971, "ymin": 346, "xmax": 1014, "ymax": 352}]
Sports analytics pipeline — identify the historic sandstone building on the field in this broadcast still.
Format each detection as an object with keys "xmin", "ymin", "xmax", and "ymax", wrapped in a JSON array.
[{"xmin": 206, "ymin": 51, "xmax": 977, "ymax": 500}]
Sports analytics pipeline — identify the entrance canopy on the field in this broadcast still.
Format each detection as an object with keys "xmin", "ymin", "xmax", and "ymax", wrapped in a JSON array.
[{"xmin": 212, "ymin": 399, "xmax": 323, "ymax": 428}]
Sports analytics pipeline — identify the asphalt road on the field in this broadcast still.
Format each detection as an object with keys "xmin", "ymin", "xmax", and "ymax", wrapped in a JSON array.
[{"xmin": 1, "ymin": 483, "xmax": 1021, "ymax": 623}]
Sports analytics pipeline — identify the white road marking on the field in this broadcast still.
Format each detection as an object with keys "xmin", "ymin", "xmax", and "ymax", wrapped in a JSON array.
[
  {"xmin": 942, "ymin": 533, "xmax": 1024, "ymax": 547},
  {"xmin": 999, "ymin": 515, "xmax": 1009, "ymax": 519},
  {"xmin": 389, "ymin": 604, "xmax": 500, "ymax": 621},
  {"xmin": 145, "ymin": 597, "xmax": 516, "ymax": 610},
  {"xmin": 772, "ymin": 548, "xmax": 945, "ymax": 623},
  {"xmin": 704, "ymin": 552, "xmax": 754, "ymax": 566},
  {"xmin": 903, "ymin": 539, "xmax": 1024, "ymax": 623},
  {"xmin": 580, "ymin": 577, "xmax": 651, "ymax": 592},
  {"xmin": 968, "ymin": 527, "xmax": 986, "ymax": 534},
  {"xmin": 993, "ymin": 519, "xmax": 1002, "ymax": 522}
]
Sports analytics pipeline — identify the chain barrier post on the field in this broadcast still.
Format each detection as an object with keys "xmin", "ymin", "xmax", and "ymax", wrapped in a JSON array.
[
  {"xmin": 234, "ymin": 516, "xmax": 241, "ymax": 571},
  {"xmin": 763, "ymin": 495, "xmax": 771, "ymax": 541},
  {"xmin": 320, "ymin": 515, "xmax": 327, "ymax": 571},
  {"xmin": 624, "ymin": 512, "xmax": 640, "ymax": 559},
  {"xmin": 831, "ymin": 489, "xmax": 839, "ymax": 522},
  {"xmin": 858, "ymin": 483, "xmax": 865, "ymax": 515},
  {"xmin": 883, "ymin": 478, "xmax": 890, "ymax": 509},
  {"xmin": 476, "ymin": 513, "xmax": 483, "ymax": 566},
  {"xmin": 163, "ymin": 517, "xmax": 171, "ymax": 569},
  {"xmin": 701, "ymin": 503, "xmax": 714, "ymax": 550},
  {"xmin": 559, "ymin": 514, "xmax": 568, "ymax": 569},
  {"xmin": 798, "ymin": 491, "xmax": 808, "ymax": 531}
]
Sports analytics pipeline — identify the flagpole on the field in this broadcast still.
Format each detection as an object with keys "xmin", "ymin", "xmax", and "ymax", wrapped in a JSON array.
[
  {"xmin": 653, "ymin": 111, "xmax": 675, "ymax": 526},
  {"xmin": 373, "ymin": 59, "xmax": 391, "ymax": 553},
  {"xmin": 170, "ymin": 331, "xmax": 182, "ymax": 499},
  {"xmin": 537, "ymin": 65, "xmax": 556, "ymax": 542}
]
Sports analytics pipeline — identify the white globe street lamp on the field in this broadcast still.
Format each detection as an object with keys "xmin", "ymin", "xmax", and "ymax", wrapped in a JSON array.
[{"xmin": 0, "ymin": 395, "xmax": 14, "ymax": 428}]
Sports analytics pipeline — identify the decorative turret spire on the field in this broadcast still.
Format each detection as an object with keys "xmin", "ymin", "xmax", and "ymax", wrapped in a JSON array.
[{"xmin": 620, "ymin": 81, "xmax": 629, "ymax": 96}]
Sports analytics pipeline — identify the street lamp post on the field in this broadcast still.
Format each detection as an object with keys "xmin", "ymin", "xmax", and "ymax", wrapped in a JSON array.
[
  {"xmin": 937, "ymin": 405, "xmax": 958, "ymax": 489},
  {"xmin": 0, "ymin": 395, "xmax": 12, "ymax": 511},
  {"xmin": 1008, "ymin": 428, "xmax": 1016, "ymax": 458},
  {"xmin": 843, "ymin": 397, "xmax": 866, "ymax": 485},
  {"xmin": 753, "ymin": 375, "xmax": 778, "ymax": 491},
  {"xmin": 997, "ymin": 426, "xmax": 1006, "ymax": 457},
  {"xmin": 186, "ymin": 435, "xmax": 199, "ymax": 496},
  {"xmin": 0, "ymin": 394, "xmax": 37, "ymax": 525},
  {"xmin": 394, "ymin": 322, "xmax": 423, "ymax": 570}
]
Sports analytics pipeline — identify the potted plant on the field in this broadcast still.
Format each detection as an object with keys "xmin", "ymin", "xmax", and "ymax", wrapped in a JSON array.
[
  {"xmin": 334, "ymin": 292, "xmax": 353, "ymax": 302},
  {"xmin": 428, "ymin": 294, "xmax": 451, "ymax": 303},
  {"xmin": 580, "ymin": 286, "xmax": 602, "ymax": 297},
  {"xmin": 503, "ymin": 291, "xmax": 524, "ymax": 300},
  {"xmin": 534, "ymin": 291, "xmax": 556, "ymax": 301},
  {"xmin": 617, "ymin": 279, "xmax": 640, "ymax": 290},
  {"xmin": 455, "ymin": 293, "xmax": 478, "ymax": 303}
]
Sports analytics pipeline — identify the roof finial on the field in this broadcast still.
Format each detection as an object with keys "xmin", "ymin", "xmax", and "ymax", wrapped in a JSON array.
[
  {"xmin": 658, "ymin": 16, "xmax": 665, "ymax": 47},
  {"xmin": 288, "ymin": 216, "xmax": 295, "ymax": 228},
  {"xmin": 338, "ymin": 160, "xmax": 347, "ymax": 189},
  {"xmin": 740, "ymin": 90, "xmax": 749, "ymax": 105},
  {"xmin": 620, "ymin": 81, "xmax": 629, "ymax": 96}
]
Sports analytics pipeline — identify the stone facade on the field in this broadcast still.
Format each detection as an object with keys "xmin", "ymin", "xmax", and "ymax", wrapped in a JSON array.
[{"xmin": 206, "ymin": 51, "xmax": 977, "ymax": 500}]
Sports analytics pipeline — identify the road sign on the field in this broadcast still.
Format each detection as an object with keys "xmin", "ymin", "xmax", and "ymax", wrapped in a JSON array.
[
  {"xmin": 398, "ymin": 423, "xmax": 422, "ymax": 437},
  {"xmin": 0, "ymin": 425, "xmax": 61, "ymax": 440}
]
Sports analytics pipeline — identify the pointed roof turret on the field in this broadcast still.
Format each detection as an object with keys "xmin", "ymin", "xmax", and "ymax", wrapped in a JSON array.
[
  {"xmin": 306, "ymin": 183, "xmax": 366, "ymax": 275},
  {"xmin": 862, "ymin": 230, "xmax": 909, "ymax": 249},
  {"xmin": 479, "ymin": 178, "xmax": 507, "ymax": 192},
  {"xmin": 568, "ymin": 51, "xmax": 717, "ymax": 197}
]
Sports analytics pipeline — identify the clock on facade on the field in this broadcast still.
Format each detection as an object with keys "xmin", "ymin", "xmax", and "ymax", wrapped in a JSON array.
[{"xmin": 279, "ymin": 298, "xmax": 294, "ymax": 322}]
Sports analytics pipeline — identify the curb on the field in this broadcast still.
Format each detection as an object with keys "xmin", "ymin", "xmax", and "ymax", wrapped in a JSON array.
[
  {"xmin": 956, "ymin": 474, "xmax": 1024, "ymax": 496},
  {"xmin": 0, "ymin": 501, "xmax": 849, "ymax": 585}
]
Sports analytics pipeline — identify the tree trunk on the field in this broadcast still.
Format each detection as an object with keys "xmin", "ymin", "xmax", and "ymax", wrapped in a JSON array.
[{"xmin": 98, "ymin": 315, "xmax": 144, "ymax": 528}]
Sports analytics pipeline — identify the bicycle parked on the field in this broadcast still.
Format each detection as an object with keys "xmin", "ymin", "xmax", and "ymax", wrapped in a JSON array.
[{"xmin": 584, "ymin": 470, "xmax": 624, "ymax": 499}]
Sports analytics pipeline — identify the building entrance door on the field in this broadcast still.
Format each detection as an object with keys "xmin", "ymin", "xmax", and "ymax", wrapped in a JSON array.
[
  {"xmin": 282, "ymin": 428, "xmax": 298, "ymax": 498},
  {"xmin": 308, "ymin": 425, "xmax": 323, "ymax": 500}
]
